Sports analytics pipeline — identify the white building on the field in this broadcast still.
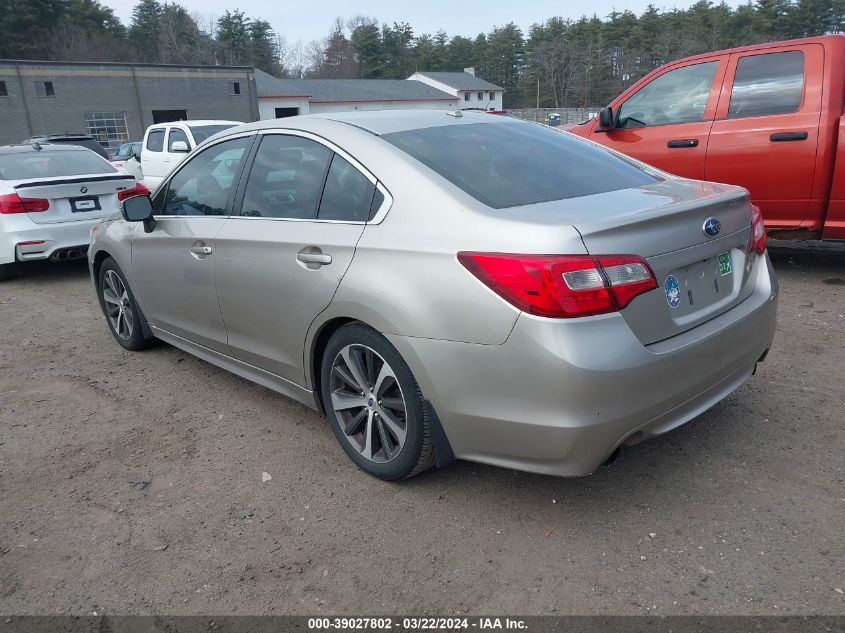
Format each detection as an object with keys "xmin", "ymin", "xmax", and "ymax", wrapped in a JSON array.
[
  {"xmin": 408, "ymin": 68, "xmax": 505, "ymax": 111},
  {"xmin": 255, "ymin": 70, "xmax": 458, "ymax": 119}
]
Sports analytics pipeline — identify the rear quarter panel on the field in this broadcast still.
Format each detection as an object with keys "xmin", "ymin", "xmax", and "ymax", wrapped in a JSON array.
[{"xmin": 822, "ymin": 113, "xmax": 845, "ymax": 239}]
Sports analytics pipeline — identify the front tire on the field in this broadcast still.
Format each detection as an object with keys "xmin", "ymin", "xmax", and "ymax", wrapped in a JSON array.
[
  {"xmin": 97, "ymin": 257, "xmax": 152, "ymax": 351},
  {"xmin": 320, "ymin": 323, "xmax": 434, "ymax": 481}
]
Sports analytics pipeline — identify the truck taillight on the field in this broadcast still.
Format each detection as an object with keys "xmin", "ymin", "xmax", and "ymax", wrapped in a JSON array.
[
  {"xmin": 750, "ymin": 205, "xmax": 767, "ymax": 254},
  {"xmin": 0, "ymin": 193, "xmax": 49, "ymax": 214},
  {"xmin": 117, "ymin": 182, "xmax": 150, "ymax": 201},
  {"xmin": 457, "ymin": 252, "xmax": 657, "ymax": 318}
]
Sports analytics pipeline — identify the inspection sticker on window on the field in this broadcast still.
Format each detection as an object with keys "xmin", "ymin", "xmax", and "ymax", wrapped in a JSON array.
[{"xmin": 718, "ymin": 252, "xmax": 732, "ymax": 276}]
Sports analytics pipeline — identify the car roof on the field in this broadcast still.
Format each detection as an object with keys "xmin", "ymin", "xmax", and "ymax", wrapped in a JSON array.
[
  {"xmin": 0, "ymin": 143, "xmax": 95, "ymax": 155},
  {"xmin": 149, "ymin": 120, "xmax": 241, "ymax": 128},
  {"xmin": 214, "ymin": 110, "xmax": 512, "ymax": 139}
]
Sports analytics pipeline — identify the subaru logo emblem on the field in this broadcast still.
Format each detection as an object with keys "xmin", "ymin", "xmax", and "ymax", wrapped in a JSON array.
[
  {"xmin": 80, "ymin": 186, "xmax": 88, "ymax": 194},
  {"xmin": 703, "ymin": 217, "xmax": 721, "ymax": 237}
]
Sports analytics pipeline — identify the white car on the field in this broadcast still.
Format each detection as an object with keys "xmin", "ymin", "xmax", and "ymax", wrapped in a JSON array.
[
  {"xmin": 140, "ymin": 120, "xmax": 241, "ymax": 191},
  {"xmin": 0, "ymin": 143, "xmax": 143, "ymax": 280}
]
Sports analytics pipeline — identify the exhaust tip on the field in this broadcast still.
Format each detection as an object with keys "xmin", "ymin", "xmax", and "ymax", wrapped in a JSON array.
[{"xmin": 600, "ymin": 446, "xmax": 622, "ymax": 469}]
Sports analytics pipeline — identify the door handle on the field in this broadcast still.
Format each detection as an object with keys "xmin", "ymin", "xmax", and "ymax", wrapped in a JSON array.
[
  {"xmin": 770, "ymin": 131, "xmax": 808, "ymax": 142},
  {"xmin": 190, "ymin": 245, "xmax": 212, "ymax": 257},
  {"xmin": 296, "ymin": 252, "xmax": 332, "ymax": 265},
  {"xmin": 667, "ymin": 139, "xmax": 699, "ymax": 148}
]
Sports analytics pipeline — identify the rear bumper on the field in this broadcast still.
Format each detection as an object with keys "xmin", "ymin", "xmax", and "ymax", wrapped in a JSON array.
[
  {"xmin": 0, "ymin": 215, "xmax": 98, "ymax": 265},
  {"xmin": 388, "ymin": 252, "xmax": 778, "ymax": 477}
]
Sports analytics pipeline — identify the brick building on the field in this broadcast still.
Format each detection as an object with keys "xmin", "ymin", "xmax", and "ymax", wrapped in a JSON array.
[{"xmin": 0, "ymin": 60, "xmax": 258, "ymax": 150}]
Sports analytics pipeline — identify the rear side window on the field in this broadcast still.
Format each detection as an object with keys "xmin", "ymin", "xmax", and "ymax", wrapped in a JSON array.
[
  {"xmin": 161, "ymin": 136, "xmax": 251, "ymax": 216},
  {"xmin": 318, "ymin": 154, "xmax": 375, "ymax": 222},
  {"xmin": 240, "ymin": 135, "xmax": 332, "ymax": 219},
  {"xmin": 729, "ymin": 51, "xmax": 804, "ymax": 118},
  {"xmin": 382, "ymin": 121, "xmax": 658, "ymax": 209},
  {"xmin": 0, "ymin": 150, "xmax": 114, "ymax": 180},
  {"xmin": 146, "ymin": 129, "xmax": 165, "ymax": 152}
]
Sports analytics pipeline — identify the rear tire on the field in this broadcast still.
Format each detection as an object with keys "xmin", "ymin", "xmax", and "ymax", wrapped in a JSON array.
[
  {"xmin": 0, "ymin": 263, "xmax": 17, "ymax": 282},
  {"xmin": 320, "ymin": 323, "xmax": 434, "ymax": 481},
  {"xmin": 97, "ymin": 257, "xmax": 153, "ymax": 351}
]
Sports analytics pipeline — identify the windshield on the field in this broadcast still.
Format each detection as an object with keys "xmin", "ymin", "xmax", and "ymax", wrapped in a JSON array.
[
  {"xmin": 382, "ymin": 121, "xmax": 658, "ymax": 209},
  {"xmin": 189, "ymin": 125, "xmax": 238, "ymax": 144},
  {"xmin": 0, "ymin": 150, "xmax": 116, "ymax": 180}
]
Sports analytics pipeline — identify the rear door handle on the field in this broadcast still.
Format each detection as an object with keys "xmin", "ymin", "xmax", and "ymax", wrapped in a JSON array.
[
  {"xmin": 667, "ymin": 139, "xmax": 699, "ymax": 148},
  {"xmin": 770, "ymin": 131, "xmax": 808, "ymax": 142},
  {"xmin": 296, "ymin": 251, "xmax": 332, "ymax": 266}
]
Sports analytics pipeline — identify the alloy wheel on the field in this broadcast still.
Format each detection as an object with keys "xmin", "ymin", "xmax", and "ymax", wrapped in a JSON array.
[
  {"xmin": 329, "ymin": 344, "xmax": 408, "ymax": 463},
  {"xmin": 102, "ymin": 269, "xmax": 134, "ymax": 341}
]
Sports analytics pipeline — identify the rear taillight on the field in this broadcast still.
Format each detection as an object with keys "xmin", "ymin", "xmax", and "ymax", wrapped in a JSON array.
[
  {"xmin": 0, "ymin": 193, "xmax": 49, "ymax": 214},
  {"xmin": 457, "ymin": 252, "xmax": 657, "ymax": 318},
  {"xmin": 750, "ymin": 205, "xmax": 767, "ymax": 254},
  {"xmin": 117, "ymin": 182, "xmax": 150, "ymax": 201}
]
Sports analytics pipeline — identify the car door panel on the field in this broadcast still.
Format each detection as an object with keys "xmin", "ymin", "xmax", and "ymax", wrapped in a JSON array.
[
  {"xmin": 131, "ymin": 217, "xmax": 229, "ymax": 352},
  {"xmin": 130, "ymin": 134, "xmax": 255, "ymax": 354},
  {"xmin": 705, "ymin": 45, "xmax": 822, "ymax": 228},
  {"xmin": 215, "ymin": 220, "xmax": 365, "ymax": 382},
  {"xmin": 214, "ymin": 132, "xmax": 374, "ymax": 385}
]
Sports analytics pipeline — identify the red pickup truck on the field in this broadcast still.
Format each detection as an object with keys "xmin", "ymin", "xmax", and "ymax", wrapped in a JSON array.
[{"xmin": 567, "ymin": 34, "xmax": 845, "ymax": 240}]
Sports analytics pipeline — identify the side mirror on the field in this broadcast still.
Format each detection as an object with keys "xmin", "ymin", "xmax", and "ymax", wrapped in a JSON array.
[
  {"xmin": 170, "ymin": 140, "xmax": 190, "ymax": 153},
  {"xmin": 598, "ymin": 106, "xmax": 615, "ymax": 131},
  {"xmin": 121, "ymin": 194, "xmax": 156, "ymax": 233}
]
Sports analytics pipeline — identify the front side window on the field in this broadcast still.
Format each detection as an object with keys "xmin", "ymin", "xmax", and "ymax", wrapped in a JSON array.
[
  {"xmin": 168, "ymin": 128, "xmax": 190, "ymax": 152},
  {"xmin": 160, "ymin": 136, "xmax": 252, "ymax": 216},
  {"xmin": 240, "ymin": 135, "xmax": 331, "ymax": 219},
  {"xmin": 728, "ymin": 51, "xmax": 804, "ymax": 119},
  {"xmin": 383, "ymin": 121, "xmax": 658, "ymax": 209},
  {"xmin": 318, "ymin": 154, "xmax": 376, "ymax": 222},
  {"xmin": 617, "ymin": 61, "xmax": 718, "ymax": 128},
  {"xmin": 146, "ymin": 129, "xmax": 165, "ymax": 152}
]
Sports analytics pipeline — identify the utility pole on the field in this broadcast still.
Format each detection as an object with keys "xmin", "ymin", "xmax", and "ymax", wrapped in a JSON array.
[{"xmin": 536, "ymin": 77, "xmax": 539, "ymax": 109}]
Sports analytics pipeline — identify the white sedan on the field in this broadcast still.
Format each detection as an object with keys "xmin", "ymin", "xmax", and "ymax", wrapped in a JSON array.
[{"xmin": 0, "ymin": 143, "xmax": 146, "ymax": 280}]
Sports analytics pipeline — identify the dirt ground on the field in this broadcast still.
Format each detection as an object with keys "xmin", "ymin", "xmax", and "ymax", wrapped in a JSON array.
[{"xmin": 0, "ymin": 241, "xmax": 842, "ymax": 617}]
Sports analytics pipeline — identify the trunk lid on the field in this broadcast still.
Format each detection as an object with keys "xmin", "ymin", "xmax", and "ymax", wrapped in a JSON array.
[
  {"xmin": 14, "ymin": 174, "xmax": 135, "ymax": 224},
  {"xmin": 516, "ymin": 179, "xmax": 757, "ymax": 344}
]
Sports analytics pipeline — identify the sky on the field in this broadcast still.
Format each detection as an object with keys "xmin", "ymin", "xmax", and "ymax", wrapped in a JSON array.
[{"xmin": 106, "ymin": 0, "xmax": 746, "ymax": 45}]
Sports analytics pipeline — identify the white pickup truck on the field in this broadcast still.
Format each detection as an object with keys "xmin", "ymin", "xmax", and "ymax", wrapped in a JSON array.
[{"xmin": 140, "ymin": 120, "xmax": 241, "ymax": 190}]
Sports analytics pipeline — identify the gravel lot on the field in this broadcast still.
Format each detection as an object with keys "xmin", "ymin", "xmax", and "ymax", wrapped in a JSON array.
[{"xmin": 0, "ymin": 241, "xmax": 843, "ymax": 616}]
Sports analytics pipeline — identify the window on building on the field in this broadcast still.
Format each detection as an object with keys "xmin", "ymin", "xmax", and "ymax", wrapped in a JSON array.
[
  {"xmin": 463, "ymin": 92, "xmax": 470, "ymax": 102},
  {"xmin": 240, "ymin": 134, "xmax": 332, "ymax": 219},
  {"xmin": 489, "ymin": 91, "xmax": 495, "ymax": 101},
  {"xmin": 318, "ymin": 154, "xmax": 376, "ymax": 222},
  {"xmin": 0, "ymin": 81, "xmax": 7, "ymax": 97},
  {"xmin": 729, "ymin": 51, "xmax": 804, "ymax": 119},
  {"xmin": 478, "ymin": 92, "xmax": 484, "ymax": 100},
  {"xmin": 84, "ymin": 112, "xmax": 129, "ymax": 150},
  {"xmin": 233, "ymin": 82, "xmax": 241, "ymax": 95},
  {"xmin": 35, "ymin": 81, "xmax": 55, "ymax": 97}
]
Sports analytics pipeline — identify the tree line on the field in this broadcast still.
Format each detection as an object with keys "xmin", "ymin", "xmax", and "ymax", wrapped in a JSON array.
[{"xmin": 0, "ymin": 0, "xmax": 843, "ymax": 108}]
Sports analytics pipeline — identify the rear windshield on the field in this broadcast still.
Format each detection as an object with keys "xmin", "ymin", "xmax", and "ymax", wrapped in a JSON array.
[
  {"xmin": 0, "ymin": 150, "xmax": 115, "ymax": 180},
  {"xmin": 382, "ymin": 121, "xmax": 658, "ymax": 209},
  {"xmin": 189, "ymin": 125, "xmax": 238, "ymax": 144}
]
